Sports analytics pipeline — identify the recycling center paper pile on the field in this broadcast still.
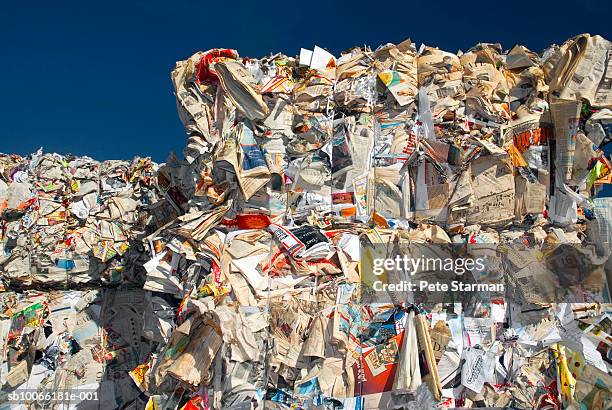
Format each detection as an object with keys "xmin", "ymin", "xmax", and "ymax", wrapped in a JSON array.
[{"xmin": 1, "ymin": 33, "xmax": 612, "ymax": 409}]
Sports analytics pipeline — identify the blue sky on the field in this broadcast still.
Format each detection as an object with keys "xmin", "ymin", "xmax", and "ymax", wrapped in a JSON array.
[{"xmin": 1, "ymin": 1, "xmax": 610, "ymax": 162}]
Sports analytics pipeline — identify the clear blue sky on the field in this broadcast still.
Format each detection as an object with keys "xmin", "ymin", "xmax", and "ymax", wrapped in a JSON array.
[{"xmin": 1, "ymin": 1, "xmax": 610, "ymax": 162}]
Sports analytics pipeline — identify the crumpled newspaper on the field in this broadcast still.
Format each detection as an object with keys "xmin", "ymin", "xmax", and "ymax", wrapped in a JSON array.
[{"xmin": 2, "ymin": 33, "xmax": 612, "ymax": 410}]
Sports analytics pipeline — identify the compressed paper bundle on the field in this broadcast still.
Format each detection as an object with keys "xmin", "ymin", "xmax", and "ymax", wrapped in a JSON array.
[{"xmin": 2, "ymin": 33, "xmax": 612, "ymax": 410}]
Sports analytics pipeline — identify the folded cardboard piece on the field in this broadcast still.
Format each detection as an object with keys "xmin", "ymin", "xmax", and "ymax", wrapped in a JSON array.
[{"xmin": 2, "ymin": 33, "xmax": 612, "ymax": 410}]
